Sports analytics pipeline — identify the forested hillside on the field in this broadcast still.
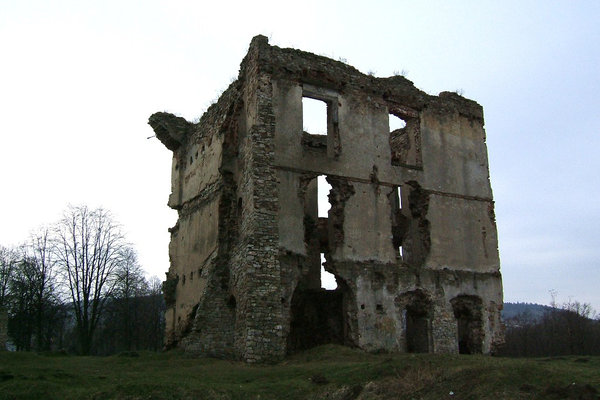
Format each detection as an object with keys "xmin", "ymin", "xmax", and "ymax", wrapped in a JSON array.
[
  {"xmin": 500, "ymin": 301, "xmax": 600, "ymax": 357},
  {"xmin": 502, "ymin": 302, "xmax": 554, "ymax": 321}
]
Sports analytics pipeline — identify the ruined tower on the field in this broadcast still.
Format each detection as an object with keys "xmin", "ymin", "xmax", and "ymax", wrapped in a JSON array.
[{"xmin": 149, "ymin": 36, "xmax": 503, "ymax": 362}]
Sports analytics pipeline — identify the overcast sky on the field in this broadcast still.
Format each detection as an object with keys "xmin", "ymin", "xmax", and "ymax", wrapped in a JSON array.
[{"xmin": 1, "ymin": 1, "xmax": 598, "ymax": 310}]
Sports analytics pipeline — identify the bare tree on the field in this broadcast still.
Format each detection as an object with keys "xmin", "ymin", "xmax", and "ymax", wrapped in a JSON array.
[
  {"xmin": 1, "ymin": 245, "xmax": 37, "ymax": 350},
  {"xmin": 54, "ymin": 205, "xmax": 127, "ymax": 354},
  {"xmin": 114, "ymin": 248, "xmax": 146, "ymax": 301},
  {"xmin": 0, "ymin": 246, "xmax": 15, "ymax": 351},
  {"xmin": 502, "ymin": 299, "xmax": 600, "ymax": 357},
  {"xmin": 0, "ymin": 246, "xmax": 17, "ymax": 309},
  {"xmin": 26, "ymin": 228, "xmax": 59, "ymax": 350},
  {"xmin": 8, "ymin": 256, "xmax": 36, "ymax": 350},
  {"xmin": 112, "ymin": 247, "xmax": 146, "ymax": 351},
  {"xmin": 145, "ymin": 275, "xmax": 165, "ymax": 350}
]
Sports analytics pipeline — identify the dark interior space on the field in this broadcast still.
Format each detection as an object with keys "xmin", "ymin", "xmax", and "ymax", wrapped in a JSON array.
[
  {"xmin": 287, "ymin": 288, "xmax": 344, "ymax": 353},
  {"xmin": 451, "ymin": 295, "xmax": 483, "ymax": 354}
]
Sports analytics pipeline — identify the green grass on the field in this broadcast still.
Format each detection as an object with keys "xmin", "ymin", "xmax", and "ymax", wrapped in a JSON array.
[{"xmin": 1, "ymin": 346, "xmax": 599, "ymax": 399}]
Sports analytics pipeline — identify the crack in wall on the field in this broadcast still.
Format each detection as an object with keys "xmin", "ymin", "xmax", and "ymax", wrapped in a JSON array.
[{"xmin": 149, "ymin": 35, "xmax": 503, "ymax": 362}]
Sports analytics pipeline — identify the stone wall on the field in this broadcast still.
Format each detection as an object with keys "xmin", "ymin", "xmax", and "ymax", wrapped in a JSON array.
[{"xmin": 150, "ymin": 35, "xmax": 504, "ymax": 362}]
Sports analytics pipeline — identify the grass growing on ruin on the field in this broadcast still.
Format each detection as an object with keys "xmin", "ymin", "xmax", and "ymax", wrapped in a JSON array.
[{"xmin": 1, "ymin": 345, "xmax": 599, "ymax": 399}]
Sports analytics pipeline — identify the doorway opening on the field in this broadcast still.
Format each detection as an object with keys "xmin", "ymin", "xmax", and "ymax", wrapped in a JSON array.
[
  {"xmin": 399, "ymin": 290, "xmax": 432, "ymax": 353},
  {"xmin": 451, "ymin": 295, "xmax": 483, "ymax": 354}
]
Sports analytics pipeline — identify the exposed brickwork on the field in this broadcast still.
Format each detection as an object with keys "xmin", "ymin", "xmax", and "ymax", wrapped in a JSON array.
[{"xmin": 150, "ymin": 36, "xmax": 504, "ymax": 362}]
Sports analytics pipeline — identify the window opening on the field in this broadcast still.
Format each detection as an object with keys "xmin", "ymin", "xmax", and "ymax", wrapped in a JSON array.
[
  {"xmin": 317, "ymin": 175, "xmax": 332, "ymax": 218},
  {"xmin": 389, "ymin": 108, "xmax": 422, "ymax": 168},
  {"xmin": 389, "ymin": 113, "xmax": 408, "ymax": 167},
  {"xmin": 317, "ymin": 176, "xmax": 336, "ymax": 290},
  {"xmin": 320, "ymin": 252, "xmax": 337, "ymax": 290},
  {"xmin": 389, "ymin": 114, "xmax": 406, "ymax": 131},
  {"xmin": 302, "ymin": 97, "xmax": 328, "ymax": 136},
  {"xmin": 391, "ymin": 185, "xmax": 407, "ymax": 261},
  {"xmin": 397, "ymin": 186, "xmax": 403, "ymax": 208},
  {"xmin": 397, "ymin": 186, "xmax": 403, "ymax": 259}
]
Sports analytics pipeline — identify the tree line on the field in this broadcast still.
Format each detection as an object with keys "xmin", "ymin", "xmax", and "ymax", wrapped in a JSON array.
[
  {"xmin": 500, "ymin": 299, "xmax": 600, "ymax": 357},
  {"xmin": 3, "ymin": 206, "xmax": 599, "ymax": 358},
  {"xmin": 0, "ymin": 205, "xmax": 164, "ymax": 355}
]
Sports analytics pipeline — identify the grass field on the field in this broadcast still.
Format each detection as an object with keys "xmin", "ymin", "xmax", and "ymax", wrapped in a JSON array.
[{"xmin": 1, "ymin": 345, "xmax": 599, "ymax": 399}]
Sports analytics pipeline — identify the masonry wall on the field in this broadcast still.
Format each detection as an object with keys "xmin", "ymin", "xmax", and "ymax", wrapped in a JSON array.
[{"xmin": 150, "ymin": 35, "xmax": 503, "ymax": 362}]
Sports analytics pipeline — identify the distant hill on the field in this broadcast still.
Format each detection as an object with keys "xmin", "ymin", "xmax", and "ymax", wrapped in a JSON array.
[{"xmin": 502, "ymin": 302, "xmax": 554, "ymax": 321}]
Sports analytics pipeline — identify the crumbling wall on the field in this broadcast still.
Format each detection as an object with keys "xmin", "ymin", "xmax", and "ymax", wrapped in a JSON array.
[
  {"xmin": 150, "ymin": 80, "xmax": 241, "ymax": 352},
  {"xmin": 151, "ymin": 35, "xmax": 503, "ymax": 362}
]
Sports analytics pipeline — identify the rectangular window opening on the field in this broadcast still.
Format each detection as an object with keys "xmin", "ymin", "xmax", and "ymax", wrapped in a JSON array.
[
  {"xmin": 303, "ymin": 97, "xmax": 328, "ymax": 136},
  {"xmin": 302, "ymin": 86, "xmax": 341, "ymax": 158},
  {"xmin": 389, "ymin": 114, "xmax": 408, "ymax": 166},
  {"xmin": 389, "ymin": 108, "xmax": 422, "ymax": 168}
]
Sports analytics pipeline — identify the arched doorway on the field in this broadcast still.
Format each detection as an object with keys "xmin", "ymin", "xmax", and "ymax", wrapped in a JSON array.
[
  {"xmin": 399, "ymin": 290, "xmax": 432, "ymax": 353},
  {"xmin": 451, "ymin": 295, "xmax": 483, "ymax": 354}
]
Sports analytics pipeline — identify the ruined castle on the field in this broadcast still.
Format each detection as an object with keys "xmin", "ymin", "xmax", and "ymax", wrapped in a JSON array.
[{"xmin": 149, "ymin": 36, "xmax": 503, "ymax": 363}]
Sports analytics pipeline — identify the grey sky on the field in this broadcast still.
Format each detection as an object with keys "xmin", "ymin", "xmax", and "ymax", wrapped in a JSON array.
[{"xmin": 1, "ymin": 1, "xmax": 598, "ymax": 310}]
